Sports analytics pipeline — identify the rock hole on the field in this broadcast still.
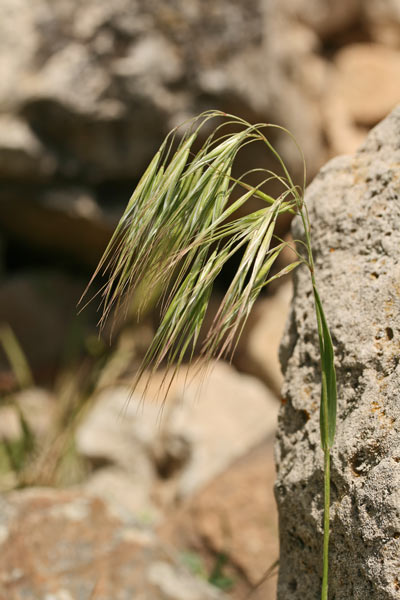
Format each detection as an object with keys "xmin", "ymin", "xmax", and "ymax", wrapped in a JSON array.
[
  {"xmin": 153, "ymin": 434, "xmax": 191, "ymax": 478},
  {"xmin": 288, "ymin": 579, "xmax": 297, "ymax": 592},
  {"xmin": 285, "ymin": 405, "xmax": 310, "ymax": 434},
  {"xmin": 364, "ymin": 502, "xmax": 375, "ymax": 516},
  {"xmin": 371, "ymin": 272, "xmax": 379, "ymax": 279},
  {"xmin": 88, "ymin": 456, "xmax": 114, "ymax": 470},
  {"xmin": 393, "ymin": 532, "xmax": 400, "ymax": 539},
  {"xmin": 289, "ymin": 529, "xmax": 305, "ymax": 550},
  {"xmin": 350, "ymin": 445, "xmax": 381, "ymax": 477},
  {"xmin": 295, "ymin": 535, "xmax": 305, "ymax": 549},
  {"xmin": 304, "ymin": 351, "xmax": 312, "ymax": 364},
  {"xmin": 385, "ymin": 327, "xmax": 394, "ymax": 340},
  {"xmin": 275, "ymin": 482, "xmax": 286, "ymax": 497}
]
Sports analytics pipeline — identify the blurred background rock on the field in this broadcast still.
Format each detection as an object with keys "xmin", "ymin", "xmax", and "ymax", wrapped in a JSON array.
[{"xmin": 0, "ymin": 1, "xmax": 399, "ymax": 598}]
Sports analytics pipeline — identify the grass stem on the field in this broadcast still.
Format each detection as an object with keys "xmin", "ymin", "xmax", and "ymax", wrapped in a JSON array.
[{"xmin": 321, "ymin": 448, "xmax": 331, "ymax": 600}]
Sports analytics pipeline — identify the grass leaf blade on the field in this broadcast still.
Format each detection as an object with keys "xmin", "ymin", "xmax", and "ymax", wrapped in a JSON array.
[{"xmin": 313, "ymin": 285, "xmax": 337, "ymax": 450}]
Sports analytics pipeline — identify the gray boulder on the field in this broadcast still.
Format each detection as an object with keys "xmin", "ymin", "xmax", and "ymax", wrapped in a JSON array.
[
  {"xmin": 276, "ymin": 105, "xmax": 400, "ymax": 599},
  {"xmin": 1, "ymin": 0, "xmax": 265, "ymax": 184}
]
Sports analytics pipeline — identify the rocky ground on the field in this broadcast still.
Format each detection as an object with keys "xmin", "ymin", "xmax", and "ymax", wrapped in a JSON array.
[{"xmin": 0, "ymin": 357, "xmax": 286, "ymax": 599}]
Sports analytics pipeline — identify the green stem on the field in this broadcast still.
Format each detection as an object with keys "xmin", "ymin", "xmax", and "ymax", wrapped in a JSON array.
[
  {"xmin": 321, "ymin": 448, "xmax": 330, "ymax": 600},
  {"xmin": 299, "ymin": 205, "xmax": 333, "ymax": 599}
]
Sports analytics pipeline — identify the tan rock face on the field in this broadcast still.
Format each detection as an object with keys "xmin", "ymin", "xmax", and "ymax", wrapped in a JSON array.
[
  {"xmin": 364, "ymin": 0, "xmax": 400, "ymax": 47},
  {"xmin": 76, "ymin": 361, "xmax": 279, "ymax": 502},
  {"xmin": 277, "ymin": 0, "xmax": 362, "ymax": 39},
  {"xmin": 324, "ymin": 43, "xmax": 400, "ymax": 155},
  {"xmin": 159, "ymin": 438, "xmax": 279, "ymax": 600},
  {"xmin": 0, "ymin": 488, "xmax": 225, "ymax": 600},
  {"xmin": 333, "ymin": 44, "xmax": 400, "ymax": 127}
]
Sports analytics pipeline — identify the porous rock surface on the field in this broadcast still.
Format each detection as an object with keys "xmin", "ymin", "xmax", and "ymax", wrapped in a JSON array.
[{"xmin": 276, "ymin": 106, "xmax": 400, "ymax": 599}]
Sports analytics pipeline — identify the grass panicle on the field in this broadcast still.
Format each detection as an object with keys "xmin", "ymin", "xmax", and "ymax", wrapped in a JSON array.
[
  {"xmin": 80, "ymin": 111, "xmax": 304, "ymax": 381},
  {"xmin": 81, "ymin": 109, "xmax": 337, "ymax": 600}
]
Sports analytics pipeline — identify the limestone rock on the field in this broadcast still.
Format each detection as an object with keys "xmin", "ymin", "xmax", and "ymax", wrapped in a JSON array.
[
  {"xmin": 0, "ymin": 487, "xmax": 225, "ymax": 599},
  {"xmin": 274, "ymin": 0, "xmax": 361, "ymax": 39},
  {"xmin": 323, "ymin": 43, "xmax": 400, "ymax": 156},
  {"xmin": 162, "ymin": 362, "xmax": 279, "ymax": 498},
  {"xmin": 76, "ymin": 362, "xmax": 278, "ymax": 503},
  {"xmin": 0, "ymin": 0, "xmax": 38, "ymax": 110},
  {"xmin": 1, "ymin": 0, "xmax": 399, "ymax": 187},
  {"xmin": 0, "ymin": 115, "xmax": 55, "ymax": 179},
  {"xmin": 3, "ymin": 0, "xmax": 400, "ymax": 267},
  {"xmin": 84, "ymin": 466, "xmax": 162, "ymax": 527},
  {"xmin": 160, "ymin": 437, "xmax": 279, "ymax": 599},
  {"xmin": 332, "ymin": 44, "xmax": 400, "ymax": 127},
  {"xmin": 276, "ymin": 106, "xmax": 400, "ymax": 598},
  {"xmin": 262, "ymin": 5, "xmax": 329, "ymax": 179},
  {"xmin": 364, "ymin": 0, "xmax": 400, "ymax": 47},
  {"xmin": 2, "ymin": 0, "xmax": 266, "ymax": 183}
]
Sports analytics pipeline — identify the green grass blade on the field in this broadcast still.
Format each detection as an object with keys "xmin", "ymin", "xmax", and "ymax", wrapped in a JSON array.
[
  {"xmin": 313, "ymin": 285, "xmax": 337, "ymax": 450},
  {"xmin": 0, "ymin": 324, "xmax": 34, "ymax": 389},
  {"xmin": 311, "ymin": 278, "xmax": 337, "ymax": 600}
]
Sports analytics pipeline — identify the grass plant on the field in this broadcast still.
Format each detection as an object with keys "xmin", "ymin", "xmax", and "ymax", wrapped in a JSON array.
[{"xmin": 81, "ymin": 110, "xmax": 337, "ymax": 599}]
